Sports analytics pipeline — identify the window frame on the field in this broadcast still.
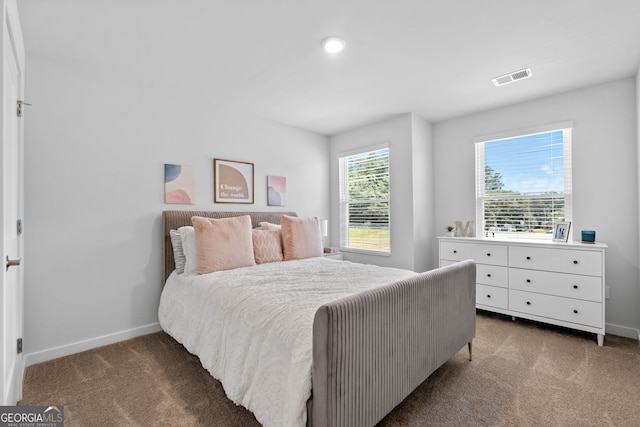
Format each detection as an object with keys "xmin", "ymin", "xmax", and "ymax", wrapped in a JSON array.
[
  {"xmin": 338, "ymin": 143, "xmax": 391, "ymax": 256},
  {"xmin": 474, "ymin": 121, "xmax": 573, "ymax": 240}
]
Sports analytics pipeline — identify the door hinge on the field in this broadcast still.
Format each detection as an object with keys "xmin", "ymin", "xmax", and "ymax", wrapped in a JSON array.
[
  {"xmin": 17, "ymin": 219, "xmax": 22, "ymax": 235},
  {"xmin": 17, "ymin": 338, "xmax": 22, "ymax": 354},
  {"xmin": 17, "ymin": 100, "xmax": 32, "ymax": 118}
]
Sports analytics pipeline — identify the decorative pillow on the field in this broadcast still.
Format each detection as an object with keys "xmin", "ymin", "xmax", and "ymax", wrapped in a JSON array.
[
  {"xmin": 281, "ymin": 215, "xmax": 323, "ymax": 261},
  {"xmin": 179, "ymin": 226, "xmax": 197, "ymax": 275},
  {"xmin": 252, "ymin": 229, "xmax": 284, "ymax": 264},
  {"xmin": 259, "ymin": 221, "xmax": 282, "ymax": 231},
  {"xmin": 170, "ymin": 229, "xmax": 186, "ymax": 275},
  {"xmin": 192, "ymin": 215, "xmax": 256, "ymax": 274}
]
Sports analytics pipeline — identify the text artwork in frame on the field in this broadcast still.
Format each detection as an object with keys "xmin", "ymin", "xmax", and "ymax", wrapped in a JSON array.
[
  {"xmin": 214, "ymin": 158, "xmax": 254, "ymax": 204},
  {"xmin": 164, "ymin": 164, "xmax": 195, "ymax": 204},
  {"xmin": 267, "ymin": 175, "xmax": 287, "ymax": 206}
]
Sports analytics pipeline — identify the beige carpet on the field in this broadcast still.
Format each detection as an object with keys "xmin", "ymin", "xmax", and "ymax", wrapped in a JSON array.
[{"xmin": 20, "ymin": 312, "xmax": 640, "ymax": 426}]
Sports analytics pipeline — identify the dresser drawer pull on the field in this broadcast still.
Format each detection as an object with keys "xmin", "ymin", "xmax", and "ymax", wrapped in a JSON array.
[
  {"xmin": 573, "ymin": 309, "xmax": 578, "ymax": 314},
  {"xmin": 573, "ymin": 260, "xmax": 578, "ymax": 264},
  {"xmin": 487, "ymin": 295, "xmax": 491, "ymax": 298},
  {"xmin": 526, "ymin": 279, "xmax": 531, "ymax": 283},
  {"xmin": 526, "ymin": 301, "xmax": 531, "ymax": 305},
  {"xmin": 573, "ymin": 285, "xmax": 578, "ymax": 289},
  {"xmin": 487, "ymin": 274, "xmax": 492, "ymax": 278},
  {"xmin": 486, "ymin": 253, "xmax": 491, "ymax": 257},
  {"xmin": 453, "ymin": 250, "xmax": 457, "ymax": 254},
  {"xmin": 526, "ymin": 256, "xmax": 531, "ymax": 260}
]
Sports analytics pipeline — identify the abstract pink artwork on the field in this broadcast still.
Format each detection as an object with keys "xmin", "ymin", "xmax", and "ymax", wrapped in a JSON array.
[
  {"xmin": 165, "ymin": 164, "xmax": 195, "ymax": 204},
  {"xmin": 267, "ymin": 175, "xmax": 286, "ymax": 206}
]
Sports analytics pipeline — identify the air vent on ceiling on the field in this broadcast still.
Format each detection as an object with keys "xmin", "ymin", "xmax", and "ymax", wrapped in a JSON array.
[{"xmin": 492, "ymin": 68, "xmax": 532, "ymax": 87}]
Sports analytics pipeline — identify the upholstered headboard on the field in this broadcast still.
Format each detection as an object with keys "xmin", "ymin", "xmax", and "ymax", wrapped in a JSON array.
[{"xmin": 162, "ymin": 210, "xmax": 297, "ymax": 283}]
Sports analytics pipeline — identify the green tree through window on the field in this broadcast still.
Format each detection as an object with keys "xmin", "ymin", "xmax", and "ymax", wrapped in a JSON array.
[
  {"xmin": 339, "ymin": 146, "xmax": 390, "ymax": 253},
  {"xmin": 476, "ymin": 126, "xmax": 572, "ymax": 239}
]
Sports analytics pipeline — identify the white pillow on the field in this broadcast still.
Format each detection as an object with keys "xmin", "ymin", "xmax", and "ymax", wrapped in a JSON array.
[
  {"xmin": 169, "ymin": 229, "xmax": 186, "ymax": 275},
  {"xmin": 179, "ymin": 225, "xmax": 197, "ymax": 275},
  {"xmin": 259, "ymin": 221, "xmax": 282, "ymax": 231}
]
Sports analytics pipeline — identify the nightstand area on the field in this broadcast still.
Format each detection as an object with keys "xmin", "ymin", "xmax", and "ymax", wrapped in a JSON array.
[{"xmin": 323, "ymin": 252, "xmax": 344, "ymax": 261}]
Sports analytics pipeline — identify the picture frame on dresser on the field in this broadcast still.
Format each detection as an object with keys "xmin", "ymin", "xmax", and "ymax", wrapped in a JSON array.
[{"xmin": 553, "ymin": 221, "xmax": 571, "ymax": 242}]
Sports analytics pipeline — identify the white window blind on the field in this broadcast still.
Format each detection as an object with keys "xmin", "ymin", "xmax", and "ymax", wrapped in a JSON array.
[
  {"xmin": 338, "ymin": 145, "xmax": 390, "ymax": 254},
  {"xmin": 475, "ymin": 124, "xmax": 572, "ymax": 240}
]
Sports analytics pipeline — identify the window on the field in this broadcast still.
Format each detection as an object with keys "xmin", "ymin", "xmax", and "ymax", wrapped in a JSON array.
[
  {"xmin": 338, "ymin": 145, "xmax": 390, "ymax": 254},
  {"xmin": 475, "ymin": 123, "xmax": 572, "ymax": 240}
]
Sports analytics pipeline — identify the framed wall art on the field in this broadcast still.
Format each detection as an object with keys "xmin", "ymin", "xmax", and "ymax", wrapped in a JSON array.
[
  {"xmin": 164, "ymin": 164, "xmax": 195, "ymax": 204},
  {"xmin": 213, "ymin": 158, "xmax": 254, "ymax": 204},
  {"xmin": 267, "ymin": 175, "xmax": 287, "ymax": 206}
]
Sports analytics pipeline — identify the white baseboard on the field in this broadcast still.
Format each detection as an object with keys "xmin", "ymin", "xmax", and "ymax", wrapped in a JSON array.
[
  {"xmin": 24, "ymin": 323, "xmax": 162, "ymax": 367},
  {"xmin": 605, "ymin": 322, "xmax": 640, "ymax": 341}
]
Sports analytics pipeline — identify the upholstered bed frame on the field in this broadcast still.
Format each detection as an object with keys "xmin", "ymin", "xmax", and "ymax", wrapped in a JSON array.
[
  {"xmin": 162, "ymin": 210, "xmax": 476, "ymax": 427},
  {"xmin": 162, "ymin": 210, "xmax": 297, "ymax": 282}
]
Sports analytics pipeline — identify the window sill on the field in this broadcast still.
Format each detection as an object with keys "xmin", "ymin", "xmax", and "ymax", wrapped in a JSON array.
[{"xmin": 340, "ymin": 248, "xmax": 391, "ymax": 257}]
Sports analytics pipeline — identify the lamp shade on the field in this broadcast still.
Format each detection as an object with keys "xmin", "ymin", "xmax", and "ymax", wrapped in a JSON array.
[{"xmin": 320, "ymin": 219, "xmax": 328, "ymax": 237}]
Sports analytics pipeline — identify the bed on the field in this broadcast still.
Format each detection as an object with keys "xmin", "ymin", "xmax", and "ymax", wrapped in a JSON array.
[{"xmin": 159, "ymin": 210, "xmax": 476, "ymax": 427}]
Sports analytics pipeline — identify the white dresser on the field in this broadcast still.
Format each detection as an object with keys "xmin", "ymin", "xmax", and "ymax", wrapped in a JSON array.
[{"xmin": 438, "ymin": 237, "xmax": 607, "ymax": 346}]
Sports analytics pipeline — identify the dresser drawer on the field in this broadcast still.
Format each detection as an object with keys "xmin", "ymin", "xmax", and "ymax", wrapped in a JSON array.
[
  {"xmin": 476, "ymin": 264, "xmax": 508, "ymax": 288},
  {"xmin": 509, "ymin": 290, "xmax": 602, "ymax": 328},
  {"xmin": 509, "ymin": 268, "xmax": 602, "ymax": 302},
  {"xmin": 440, "ymin": 241, "xmax": 472, "ymax": 262},
  {"xmin": 476, "ymin": 284, "xmax": 508, "ymax": 310},
  {"xmin": 509, "ymin": 246, "xmax": 603, "ymax": 276},
  {"xmin": 471, "ymin": 244, "xmax": 508, "ymax": 266}
]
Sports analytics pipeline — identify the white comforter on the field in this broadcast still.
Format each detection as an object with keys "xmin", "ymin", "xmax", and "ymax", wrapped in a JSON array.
[{"xmin": 158, "ymin": 257, "xmax": 416, "ymax": 427}]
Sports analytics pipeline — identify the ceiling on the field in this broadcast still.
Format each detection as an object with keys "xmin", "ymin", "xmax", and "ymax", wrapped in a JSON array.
[{"xmin": 17, "ymin": 0, "xmax": 640, "ymax": 136}]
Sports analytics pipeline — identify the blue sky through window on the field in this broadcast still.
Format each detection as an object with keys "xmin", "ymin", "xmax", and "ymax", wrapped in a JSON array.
[{"xmin": 484, "ymin": 130, "xmax": 564, "ymax": 195}]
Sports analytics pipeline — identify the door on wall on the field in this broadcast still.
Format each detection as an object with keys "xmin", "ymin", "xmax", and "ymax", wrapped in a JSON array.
[{"xmin": 1, "ymin": 0, "xmax": 25, "ymax": 406}]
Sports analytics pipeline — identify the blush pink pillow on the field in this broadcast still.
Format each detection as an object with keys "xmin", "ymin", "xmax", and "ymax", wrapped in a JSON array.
[
  {"xmin": 281, "ymin": 215, "xmax": 323, "ymax": 261},
  {"xmin": 192, "ymin": 215, "xmax": 256, "ymax": 274},
  {"xmin": 252, "ymin": 229, "xmax": 283, "ymax": 264}
]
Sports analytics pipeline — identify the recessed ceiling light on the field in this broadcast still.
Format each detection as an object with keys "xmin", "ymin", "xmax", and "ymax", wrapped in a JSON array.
[{"xmin": 321, "ymin": 36, "xmax": 346, "ymax": 53}]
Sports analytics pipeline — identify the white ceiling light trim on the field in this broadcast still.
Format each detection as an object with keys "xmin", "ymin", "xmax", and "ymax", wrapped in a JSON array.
[
  {"xmin": 321, "ymin": 36, "xmax": 346, "ymax": 53},
  {"xmin": 492, "ymin": 68, "xmax": 533, "ymax": 86}
]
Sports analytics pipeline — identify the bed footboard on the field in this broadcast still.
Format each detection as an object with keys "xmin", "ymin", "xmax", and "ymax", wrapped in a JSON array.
[{"xmin": 311, "ymin": 260, "xmax": 476, "ymax": 427}]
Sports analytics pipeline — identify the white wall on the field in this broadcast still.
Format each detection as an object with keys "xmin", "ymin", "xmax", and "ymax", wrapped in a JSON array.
[
  {"xmin": 411, "ymin": 114, "xmax": 434, "ymax": 273},
  {"xmin": 329, "ymin": 113, "xmax": 436, "ymax": 272},
  {"xmin": 23, "ymin": 54, "xmax": 329, "ymax": 362},
  {"xmin": 433, "ymin": 77, "xmax": 640, "ymax": 338}
]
